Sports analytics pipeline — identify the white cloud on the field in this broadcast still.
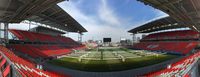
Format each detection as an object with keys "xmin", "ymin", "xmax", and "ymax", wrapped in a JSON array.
[
  {"xmin": 98, "ymin": 0, "xmax": 121, "ymax": 26},
  {"xmin": 59, "ymin": 0, "xmax": 169, "ymax": 42},
  {"xmin": 59, "ymin": 0, "xmax": 132, "ymax": 42}
]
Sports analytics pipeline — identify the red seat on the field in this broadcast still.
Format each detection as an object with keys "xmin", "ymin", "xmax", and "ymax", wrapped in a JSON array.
[
  {"xmin": 144, "ymin": 51, "xmax": 200, "ymax": 76},
  {"xmin": 0, "ymin": 58, "xmax": 6, "ymax": 67},
  {"xmin": 3, "ymin": 65, "xmax": 10, "ymax": 77},
  {"xmin": 133, "ymin": 41, "xmax": 197, "ymax": 54},
  {"xmin": 0, "ymin": 45, "xmax": 70, "ymax": 77},
  {"xmin": 142, "ymin": 30, "xmax": 199, "ymax": 40}
]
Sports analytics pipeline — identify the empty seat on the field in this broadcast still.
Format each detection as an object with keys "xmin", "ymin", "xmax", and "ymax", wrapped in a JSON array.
[
  {"xmin": 133, "ymin": 42, "xmax": 197, "ymax": 54},
  {"xmin": 3, "ymin": 64, "xmax": 10, "ymax": 77},
  {"xmin": 144, "ymin": 51, "xmax": 200, "ymax": 77},
  {"xmin": 0, "ymin": 45, "xmax": 70, "ymax": 77}
]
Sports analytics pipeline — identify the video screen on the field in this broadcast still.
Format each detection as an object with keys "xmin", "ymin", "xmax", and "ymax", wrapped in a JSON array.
[{"xmin": 103, "ymin": 38, "xmax": 111, "ymax": 42}]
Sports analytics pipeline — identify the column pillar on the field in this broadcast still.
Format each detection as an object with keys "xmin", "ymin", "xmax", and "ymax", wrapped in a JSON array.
[
  {"xmin": 29, "ymin": 21, "xmax": 31, "ymax": 30},
  {"xmin": 78, "ymin": 33, "xmax": 83, "ymax": 42},
  {"xmin": 4, "ymin": 23, "xmax": 9, "ymax": 43},
  {"xmin": 0, "ymin": 23, "xmax": 1, "ymax": 38}
]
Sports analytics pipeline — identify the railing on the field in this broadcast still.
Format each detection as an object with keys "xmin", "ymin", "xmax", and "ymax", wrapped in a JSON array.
[
  {"xmin": 144, "ymin": 51, "xmax": 200, "ymax": 77},
  {"xmin": 0, "ymin": 51, "xmax": 22, "ymax": 77}
]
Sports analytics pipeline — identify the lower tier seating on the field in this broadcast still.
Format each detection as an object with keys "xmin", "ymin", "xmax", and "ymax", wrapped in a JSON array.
[
  {"xmin": 0, "ymin": 54, "xmax": 11, "ymax": 77},
  {"xmin": 0, "ymin": 45, "xmax": 70, "ymax": 77},
  {"xmin": 133, "ymin": 42, "xmax": 198, "ymax": 54},
  {"xmin": 144, "ymin": 50, "xmax": 200, "ymax": 77}
]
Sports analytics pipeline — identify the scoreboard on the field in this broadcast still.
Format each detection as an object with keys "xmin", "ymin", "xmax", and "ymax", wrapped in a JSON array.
[{"xmin": 103, "ymin": 38, "xmax": 111, "ymax": 42}]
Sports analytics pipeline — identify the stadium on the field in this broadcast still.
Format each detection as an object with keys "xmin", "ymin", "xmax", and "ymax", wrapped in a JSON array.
[{"xmin": 0, "ymin": 0, "xmax": 199, "ymax": 77}]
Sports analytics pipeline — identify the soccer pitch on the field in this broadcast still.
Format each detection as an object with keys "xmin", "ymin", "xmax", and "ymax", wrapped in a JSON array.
[{"xmin": 48, "ymin": 47, "xmax": 178, "ymax": 72}]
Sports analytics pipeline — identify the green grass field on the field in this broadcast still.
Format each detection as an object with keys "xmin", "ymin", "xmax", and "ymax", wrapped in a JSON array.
[{"xmin": 48, "ymin": 47, "xmax": 178, "ymax": 72}]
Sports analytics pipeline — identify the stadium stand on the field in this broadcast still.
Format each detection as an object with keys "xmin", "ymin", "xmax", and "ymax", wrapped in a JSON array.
[
  {"xmin": 142, "ymin": 30, "xmax": 200, "ymax": 41},
  {"xmin": 132, "ymin": 30, "xmax": 199, "ymax": 55},
  {"xmin": 144, "ymin": 50, "xmax": 200, "ymax": 77},
  {"xmin": 133, "ymin": 41, "xmax": 198, "ymax": 54},
  {"xmin": 9, "ymin": 44, "xmax": 71, "ymax": 58},
  {"xmin": 127, "ymin": 0, "xmax": 200, "ymax": 76},
  {"xmin": 8, "ymin": 29, "xmax": 86, "ymax": 58},
  {"xmin": 0, "ymin": 45, "xmax": 70, "ymax": 77},
  {"xmin": 11, "ymin": 29, "xmax": 69, "ymax": 42},
  {"xmin": 130, "ymin": 30, "xmax": 200, "ymax": 76},
  {"xmin": 10, "ymin": 29, "xmax": 85, "ymax": 47},
  {"xmin": 0, "ymin": 0, "xmax": 88, "ymax": 76}
]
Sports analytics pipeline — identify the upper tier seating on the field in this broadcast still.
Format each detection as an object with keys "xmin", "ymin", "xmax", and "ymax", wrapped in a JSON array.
[
  {"xmin": 0, "ymin": 45, "xmax": 70, "ymax": 77},
  {"xmin": 142, "ymin": 30, "xmax": 200, "ymax": 40},
  {"xmin": 10, "ymin": 29, "xmax": 57, "ymax": 42},
  {"xmin": 9, "ymin": 29, "xmax": 84, "ymax": 48},
  {"xmin": 144, "ymin": 51, "xmax": 200, "ymax": 77},
  {"xmin": 133, "ymin": 42, "xmax": 198, "ymax": 54},
  {"xmin": 133, "ymin": 30, "xmax": 199, "ymax": 55}
]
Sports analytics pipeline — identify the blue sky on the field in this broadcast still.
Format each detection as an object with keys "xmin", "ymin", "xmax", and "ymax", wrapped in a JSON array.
[{"xmin": 9, "ymin": 0, "xmax": 168, "ymax": 42}]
